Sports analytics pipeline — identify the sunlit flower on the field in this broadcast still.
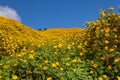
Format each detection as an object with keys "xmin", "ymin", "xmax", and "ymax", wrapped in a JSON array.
[
  {"xmin": 53, "ymin": 45, "xmax": 57, "ymax": 48},
  {"xmin": 105, "ymin": 40, "xmax": 109, "ymax": 44},
  {"xmin": 52, "ymin": 63, "xmax": 57, "ymax": 68},
  {"xmin": 22, "ymin": 59, "xmax": 27, "ymax": 63},
  {"xmin": 90, "ymin": 70, "xmax": 94, "ymax": 74},
  {"xmin": 72, "ymin": 59, "xmax": 77, "ymax": 63},
  {"xmin": 107, "ymin": 65, "xmax": 112, "ymax": 70},
  {"xmin": 66, "ymin": 63, "xmax": 70, "ymax": 67},
  {"xmin": 109, "ymin": 48, "xmax": 114, "ymax": 52},
  {"xmin": 105, "ymin": 46, "xmax": 109, "ymax": 50},
  {"xmin": 113, "ymin": 28, "xmax": 117, "ymax": 32},
  {"xmin": 0, "ymin": 76, "xmax": 2, "ymax": 79},
  {"xmin": 55, "ymin": 62, "xmax": 59, "ymax": 66},
  {"xmin": 101, "ymin": 11, "xmax": 105, "ymax": 17},
  {"xmin": 93, "ymin": 63, "xmax": 97, "ymax": 68},
  {"xmin": 117, "ymin": 76, "xmax": 120, "ymax": 80},
  {"xmin": 12, "ymin": 75, "xmax": 18, "ymax": 80},
  {"xmin": 77, "ymin": 45, "xmax": 82, "ymax": 49},
  {"xmin": 105, "ymin": 28, "xmax": 110, "ymax": 33},
  {"xmin": 30, "ymin": 50, "xmax": 34, "ymax": 53},
  {"xmin": 47, "ymin": 77, "xmax": 52, "ymax": 80},
  {"xmin": 91, "ymin": 60, "xmax": 94, "ymax": 64},
  {"xmin": 43, "ymin": 66, "xmax": 48, "ymax": 70},
  {"xmin": 67, "ymin": 44, "xmax": 71, "ymax": 49},
  {"xmin": 114, "ymin": 58, "xmax": 120, "ymax": 63},
  {"xmin": 101, "ymin": 56, "xmax": 105, "ymax": 60},
  {"xmin": 29, "ymin": 54, "xmax": 34, "ymax": 59},
  {"xmin": 79, "ymin": 52, "xmax": 84, "ymax": 56},
  {"xmin": 105, "ymin": 33, "xmax": 110, "ymax": 37},
  {"xmin": 98, "ymin": 77, "xmax": 103, "ymax": 80},
  {"xmin": 103, "ymin": 75, "xmax": 107, "ymax": 79},
  {"xmin": 45, "ymin": 60, "xmax": 49, "ymax": 64},
  {"xmin": 60, "ymin": 67, "xmax": 64, "ymax": 71},
  {"xmin": 84, "ymin": 41, "xmax": 88, "ymax": 46},
  {"xmin": 67, "ymin": 57, "xmax": 71, "ymax": 60},
  {"xmin": 13, "ymin": 63, "xmax": 18, "ymax": 67},
  {"xmin": 58, "ymin": 43, "xmax": 63, "ymax": 48},
  {"xmin": 54, "ymin": 52, "xmax": 58, "ymax": 55}
]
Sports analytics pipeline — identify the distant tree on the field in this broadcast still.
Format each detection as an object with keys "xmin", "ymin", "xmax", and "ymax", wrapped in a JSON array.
[
  {"xmin": 38, "ymin": 28, "xmax": 42, "ymax": 31},
  {"xmin": 43, "ymin": 28, "xmax": 47, "ymax": 30}
]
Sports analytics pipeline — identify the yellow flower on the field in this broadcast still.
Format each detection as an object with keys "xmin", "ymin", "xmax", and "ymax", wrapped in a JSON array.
[
  {"xmin": 98, "ymin": 77, "xmax": 103, "ymax": 80},
  {"xmin": 105, "ymin": 46, "xmax": 109, "ymax": 50},
  {"xmin": 114, "ymin": 58, "xmax": 120, "ymax": 63},
  {"xmin": 54, "ymin": 52, "xmax": 58, "ymax": 55},
  {"xmin": 67, "ymin": 45, "xmax": 71, "ymax": 49},
  {"xmin": 101, "ymin": 19, "xmax": 106, "ymax": 23},
  {"xmin": 67, "ymin": 57, "xmax": 71, "ymax": 60},
  {"xmin": 107, "ymin": 65, "xmax": 112, "ymax": 70},
  {"xmin": 45, "ymin": 60, "xmax": 49, "ymax": 64},
  {"xmin": 84, "ymin": 41, "xmax": 88, "ymax": 46},
  {"xmin": 81, "ymin": 68, "xmax": 85, "ymax": 71},
  {"xmin": 101, "ymin": 29, "xmax": 104, "ymax": 32},
  {"xmin": 93, "ymin": 63, "xmax": 97, "ymax": 68},
  {"xmin": 91, "ymin": 60, "xmax": 94, "ymax": 64},
  {"xmin": 113, "ymin": 28, "xmax": 117, "ymax": 32},
  {"xmin": 66, "ymin": 63, "xmax": 70, "ymax": 67},
  {"xmin": 109, "ymin": 48, "xmax": 114, "ymax": 52},
  {"xmin": 77, "ymin": 45, "xmax": 82, "ymax": 49},
  {"xmin": 13, "ymin": 63, "xmax": 18, "ymax": 67},
  {"xmin": 53, "ymin": 45, "xmax": 57, "ymax": 48},
  {"xmin": 105, "ymin": 33, "xmax": 110, "ymax": 37},
  {"xmin": 115, "ymin": 35, "xmax": 117, "ymax": 38},
  {"xmin": 90, "ymin": 70, "xmax": 94, "ymax": 74},
  {"xmin": 96, "ymin": 27, "xmax": 100, "ymax": 30},
  {"xmin": 52, "ymin": 63, "xmax": 57, "ymax": 68},
  {"xmin": 79, "ymin": 52, "xmax": 83, "ymax": 56},
  {"xmin": 22, "ymin": 59, "xmax": 27, "ymax": 63},
  {"xmin": 29, "ymin": 54, "xmax": 34, "ymax": 59},
  {"xmin": 12, "ymin": 75, "xmax": 18, "ymax": 80},
  {"xmin": 0, "ymin": 76, "xmax": 2, "ymax": 79},
  {"xmin": 101, "ymin": 56, "xmax": 105, "ymax": 60},
  {"xmin": 103, "ymin": 75, "xmax": 107, "ymax": 79},
  {"xmin": 17, "ymin": 53, "xmax": 22, "ymax": 57},
  {"xmin": 72, "ymin": 59, "xmax": 77, "ymax": 63},
  {"xmin": 117, "ymin": 76, "xmax": 120, "ymax": 80},
  {"xmin": 47, "ymin": 77, "xmax": 52, "ymax": 80},
  {"xmin": 58, "ymin": 43, "xmax": 62, "ymax": 48},
  {"xmin": 30, "ymin": 50, "xmax": 34, "ymax": 53},
  {"xmin": 105, "ymin": 28, "xmax": 110, "ymax": 33},
  {"xmin": 101, "ymin": 11, "xmax": 105, "ymax": 17},
  {"xmin": 105, "ymin": 40, "xmax": 109, "ymax": 44},
  {"xmin": 55, "ymin": 62, "xmax": 59, "ymax": 66},
  {"xmin": 43, "ymin": 66, "xmax": 48, "ymax": 70},
  {"xmin": 60, "ymin": 67, "xmax": 64, "ymax": 71}
]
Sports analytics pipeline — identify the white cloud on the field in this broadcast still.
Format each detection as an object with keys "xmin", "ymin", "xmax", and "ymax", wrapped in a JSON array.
[{"xmin": 0, "ymin": 6, "xmax": 21, "ymax": 22}]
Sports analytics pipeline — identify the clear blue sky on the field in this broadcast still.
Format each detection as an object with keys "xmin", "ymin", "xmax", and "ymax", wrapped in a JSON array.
[{"xmin": 0, "ymin": 0, "xmax": 120, "ymax": 30}]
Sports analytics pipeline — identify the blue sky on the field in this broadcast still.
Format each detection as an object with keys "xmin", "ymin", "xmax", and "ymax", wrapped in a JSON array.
[{"xmin": 0, "ymin": 0, "xmax": 120, "ymax": 30}]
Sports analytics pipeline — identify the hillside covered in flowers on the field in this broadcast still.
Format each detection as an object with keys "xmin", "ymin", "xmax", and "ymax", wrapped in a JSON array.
[{"xmin": 0, "ymin": 7, "xmax": 120, "ymax": 80}]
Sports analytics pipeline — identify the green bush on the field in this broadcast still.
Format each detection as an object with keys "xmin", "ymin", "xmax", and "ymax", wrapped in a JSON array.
[{"xmin": 0, "ymin": 7, "xmax": 120, "ymax": 80}]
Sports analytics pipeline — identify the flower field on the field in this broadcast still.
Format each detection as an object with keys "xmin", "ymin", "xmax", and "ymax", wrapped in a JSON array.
[{"xmin": 0, "ymin": 8, "xmax": 120, "ymax": 80}]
